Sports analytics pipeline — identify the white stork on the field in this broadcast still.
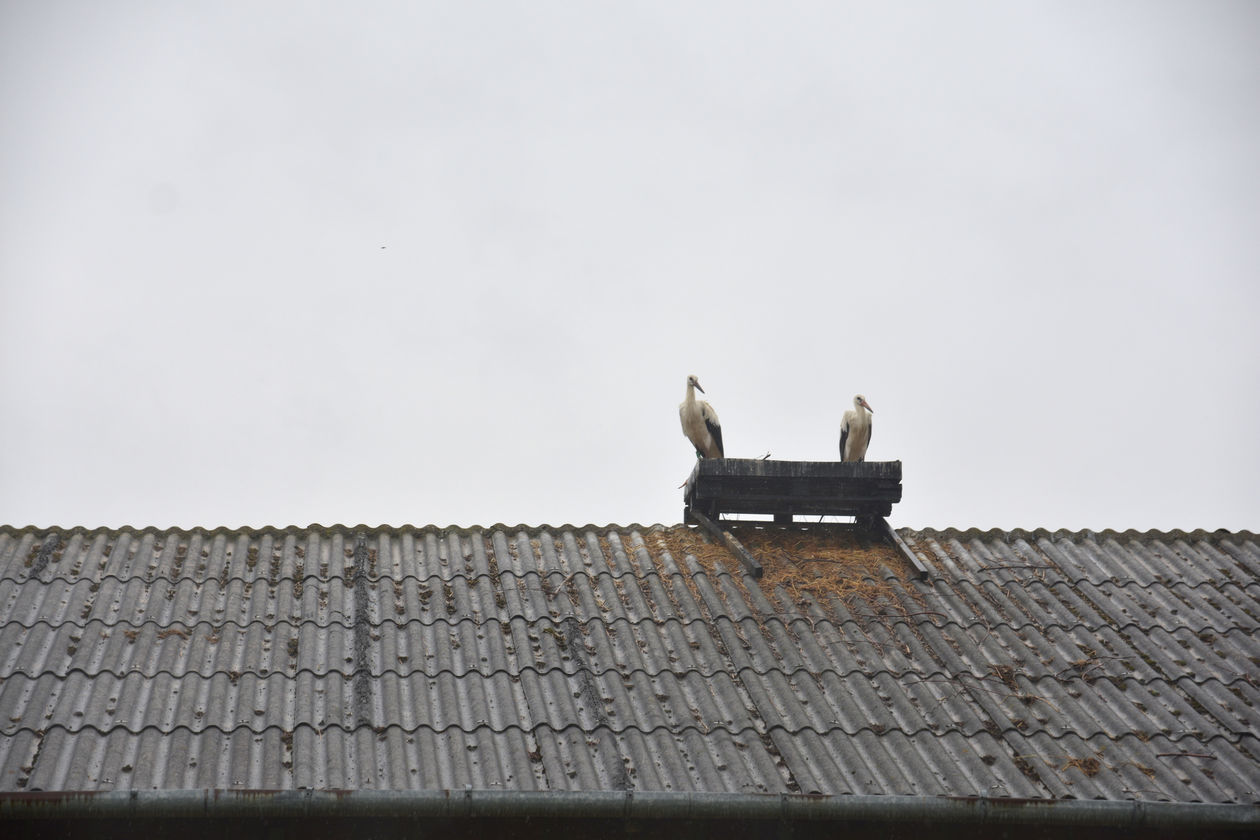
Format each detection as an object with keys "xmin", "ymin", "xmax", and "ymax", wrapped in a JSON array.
[
  {"xmin": 679, "ymin": 374, "xmax": 724, "ymax": 459},
  {"xmin": 839, "ymin": 394, "xmax": 874, "ymax": 462}
]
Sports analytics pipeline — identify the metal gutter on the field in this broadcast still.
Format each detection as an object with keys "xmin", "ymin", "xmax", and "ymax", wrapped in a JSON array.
[{"xmin": 2, "ymin": 791, "xmax": 1257, "ymax": 831}]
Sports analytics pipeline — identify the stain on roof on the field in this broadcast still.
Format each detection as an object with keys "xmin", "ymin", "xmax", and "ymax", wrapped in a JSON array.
[{"xmin": 0, "ymin": 523, "xmax": 1256, "ymax": 801}]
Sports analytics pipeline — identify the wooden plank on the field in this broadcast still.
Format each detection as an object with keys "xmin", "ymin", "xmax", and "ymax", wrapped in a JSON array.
[
  {"xmin": 695, "ymin": 478, "xmax": 903, "ymax": 495},
  {"xmin": 684, "ymin": 458, "xmax": 902, "ymax": 520},
  {"xmin": 693, "ymin": 458, "xmax": 901, "ymax": 480},
  {"xmin": 686, "ymin": 508, "xmax": 764, "ymax": 579},
  {"xmin": 878, "ymin": 516, "xmax": 930, "ymax": 580},
  {"xmin": 706, "ymin": 493, "xmax": 896, "ymax": 509},
  {"xmin": 693, "ymin": 488, "xmax": 903, "ymax": 505},
  {"xmin": 713, "ymin": 502, "xmax": 893, "ymax": 518}
]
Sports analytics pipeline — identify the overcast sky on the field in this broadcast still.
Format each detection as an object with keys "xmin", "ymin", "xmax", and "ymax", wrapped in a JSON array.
[{"xmin": 2, "ymin": 1, "xmax": 1257, "ymax": 532}]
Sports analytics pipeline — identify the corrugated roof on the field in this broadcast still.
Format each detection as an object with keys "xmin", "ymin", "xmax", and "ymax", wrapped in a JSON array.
[{"xmin": 0, "ymin": 523, "xmax": 1256, "ymax": 802}]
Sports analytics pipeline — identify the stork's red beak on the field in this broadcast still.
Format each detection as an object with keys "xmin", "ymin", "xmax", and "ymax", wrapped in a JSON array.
[{"xmin": 863, "ymin": 400, "xmax": 874, "ymax": 413}]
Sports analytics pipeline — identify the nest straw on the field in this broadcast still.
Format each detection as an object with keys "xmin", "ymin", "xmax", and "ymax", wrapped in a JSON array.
[{"xmin": 651, "ymin": 522, "xmax": 925, "ymax": 624}]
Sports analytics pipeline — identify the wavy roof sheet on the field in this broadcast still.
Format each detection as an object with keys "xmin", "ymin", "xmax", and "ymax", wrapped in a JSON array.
[{"xmin": 0, "ymin": 523, "xmax": 1256, "ymax": 802}]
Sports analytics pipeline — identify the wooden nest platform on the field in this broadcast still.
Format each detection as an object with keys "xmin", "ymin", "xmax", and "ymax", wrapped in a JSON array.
[
  {"xmin": 679, "ymin": 458, "xmax": 923, "ymax": 580},
  {"xmin": 683, "ymin": 458, "xmax": 902, "ymax": 522}
]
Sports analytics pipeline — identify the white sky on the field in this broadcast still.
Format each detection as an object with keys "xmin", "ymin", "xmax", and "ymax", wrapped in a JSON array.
[{"xmin": 2, "ymin": 1, "xmax": 1257, "ymax": 531}]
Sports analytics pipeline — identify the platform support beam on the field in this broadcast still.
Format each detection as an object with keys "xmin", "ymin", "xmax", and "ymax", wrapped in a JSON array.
[{"xmin": 686, "ymin": 508, "xmax": 764, "ymax": 579}]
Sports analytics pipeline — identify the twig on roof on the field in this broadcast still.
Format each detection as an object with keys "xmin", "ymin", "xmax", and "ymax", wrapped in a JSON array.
[
  {"xmin": 978, "ymin": 564, "xmax": 1055, "ymax": 571},
  {"xmin": 854, "ymin": 610, "xmax": 946, "ymax": 620}
]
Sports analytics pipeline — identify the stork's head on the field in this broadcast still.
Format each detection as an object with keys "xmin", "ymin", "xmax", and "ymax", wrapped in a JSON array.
[
  {"xmin": 855, "ymin": 394, "xmax": 873, "ymax": 413},
  {"xmin": 687, "ymin": 374, "xmax": 705, "ymax": 393}
]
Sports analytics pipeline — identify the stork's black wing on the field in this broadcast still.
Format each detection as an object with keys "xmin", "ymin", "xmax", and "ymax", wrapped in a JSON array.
[{"xmin": 706, "ymin": 416, "xmax": 724, "ymax": 458}]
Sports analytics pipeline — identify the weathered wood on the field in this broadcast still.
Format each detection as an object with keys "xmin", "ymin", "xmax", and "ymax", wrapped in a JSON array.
[
  {"xmin": 709, "ymin": 499, "xmax": 894, "ymax": 517},
  {"xmin": 878, "ymin": 516, "xmax": 930, "ymax": 580},
  {"xmin": 684, "ymin": 458, "xmax": 902, "ymax": 521},
  {"xmin": 692, "ymin": 459, "xmax": 902, "ymax": 480},
  {"xmin": 686, "ymin": 508, "xmax": 764, "ymax": 578}
]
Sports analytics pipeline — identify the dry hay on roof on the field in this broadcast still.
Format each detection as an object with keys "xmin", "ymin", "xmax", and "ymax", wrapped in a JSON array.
[{"xmin": 652, "ymin": 523, "xmax": 923, "ymax": 623}]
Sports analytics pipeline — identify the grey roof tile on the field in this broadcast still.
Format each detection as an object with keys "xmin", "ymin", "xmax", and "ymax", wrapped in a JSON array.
[{"xmin": 1, "ymin": 523, "xmax": 1257, "ymax": 802}]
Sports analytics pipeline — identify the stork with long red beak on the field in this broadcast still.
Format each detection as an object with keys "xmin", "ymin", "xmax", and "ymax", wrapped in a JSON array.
[
  {"xmin": 679, "ymin": 374, "xmax": 724, "ymax": 459},
  {"xmin": 839, "ymin": 394, "xmax": 874, "ymax": 462}
]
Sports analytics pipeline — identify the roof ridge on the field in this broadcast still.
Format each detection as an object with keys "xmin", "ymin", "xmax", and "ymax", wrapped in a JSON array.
[
  {"xmin": 901, "ymin": 526, "xmax": 1259, "ymax": 541},
  {"xmin": 0, "ymin": 522, "xmax": 676, "ymax": 535},
  {"xmin": 6, "ymin": 523, "xmax": 1257, "ymax": 539}
]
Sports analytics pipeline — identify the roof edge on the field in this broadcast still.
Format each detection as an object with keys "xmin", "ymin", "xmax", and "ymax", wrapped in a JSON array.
[
  {"xmin": 2, "ymin": 524, "xmax": 1255, "ymax": 542},
  {"xmin": 2, "ymin": 791, "xmax": 1257, "ymax": 829}
]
